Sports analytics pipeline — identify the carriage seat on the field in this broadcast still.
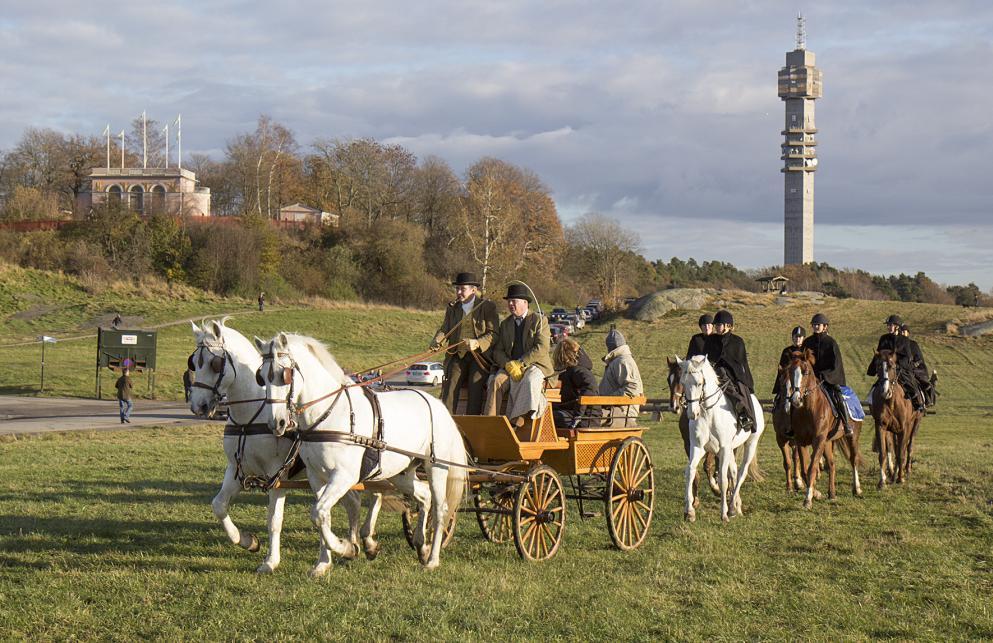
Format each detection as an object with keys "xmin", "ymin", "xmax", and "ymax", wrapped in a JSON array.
[{"xmin": 554, "ymin": 395, "xmax": 647, "ymax": 433}]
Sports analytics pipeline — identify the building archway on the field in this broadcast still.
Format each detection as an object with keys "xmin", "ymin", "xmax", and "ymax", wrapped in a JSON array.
[
  {"xmin": 150, "ymin": 184, "xmax": 166, "ymax": 214},
  {"xmin": 129, "ymin": 185, "xmax": 144, "ymax": 213},
  {"xmin": 107, "ymin": 184, "xmax": 123, "ymax": 203}
]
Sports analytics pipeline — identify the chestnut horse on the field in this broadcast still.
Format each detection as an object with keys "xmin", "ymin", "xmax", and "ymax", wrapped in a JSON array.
[
  {"xmin": 772, "ymin": 356, "xmax": 806, "ymax": 493},
  {"xmin": 785, "ymin": 351, "xmax": 863, "ymax": 509},
  {"xmin": 870, "ymin": 350, "xmax": 923, "ymax": 488}
]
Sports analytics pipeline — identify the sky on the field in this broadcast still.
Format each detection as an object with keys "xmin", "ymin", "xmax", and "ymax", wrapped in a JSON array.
[{"xmin": 2, "ymin": 1, "xmax": 991, "ymax": 288}]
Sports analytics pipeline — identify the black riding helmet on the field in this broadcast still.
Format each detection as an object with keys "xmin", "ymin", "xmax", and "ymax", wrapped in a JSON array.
[
  {"xmin": 698, "ymin": 313, "xmax": 714, "ymax": 326},
  {"xmin": 810, "ymin": 313, "xmax": 829, "ymax": 326},
  {"xmin": 791, "ymin": 325, "xmax": 806, "ymax": 338},
  {"xmin": 713, "ymin": 310, "xmax": 733, "ymax": 326},
  {"xmin": 885, "ymin": 314, "xmax": 903, "ymax": 326}
]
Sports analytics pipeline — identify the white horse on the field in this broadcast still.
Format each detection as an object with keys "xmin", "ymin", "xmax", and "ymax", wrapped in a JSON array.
[
  {"xmin": 255, "ymin": 332, "xmax": 467, "ymax": 574},
  {"xmin": 677, "ymin": 355, "xmax": 765, "ymax": 523},
  {"xmin": 189, "ymin": 318, "xmax": 382, "ymax": 573}
]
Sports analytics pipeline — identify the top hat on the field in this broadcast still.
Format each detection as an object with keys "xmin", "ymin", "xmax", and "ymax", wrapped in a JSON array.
[
  {"xmin": 503, "ymin": 283, "xmax": 532, "ymax": 302},
  {"xmin": 452, "ymin": 272, "xmax": 481, "ymax": 287}
]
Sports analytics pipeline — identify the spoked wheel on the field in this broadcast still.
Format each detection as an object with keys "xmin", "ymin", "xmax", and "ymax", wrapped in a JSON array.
[
  {"xmin": 513, "ymin": 465, "xmax": 566, "ymax": 561},
  {"xmin": 401, "ymin": 501, "xmax": 457, "ymax": 551},
  {"xmin": 473, "ymin": 483, "xmax": 515, "ymax": 543},
  {"xmin": 605, "ymin": 437, "xmax": 654, "ymax": 551}
]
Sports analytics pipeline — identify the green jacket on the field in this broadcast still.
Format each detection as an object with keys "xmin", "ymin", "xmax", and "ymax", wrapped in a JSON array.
[
  {"xmin": 492, "ymin": 311, "xmax": 553, "ymax": 377},
  {"xmin": 432, "ymin": 296, "xmax": 500, "ymax": 359}
]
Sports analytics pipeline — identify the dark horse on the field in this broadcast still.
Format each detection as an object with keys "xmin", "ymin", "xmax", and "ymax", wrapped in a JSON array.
[
  {"xmin": 772, "ymin": 354, "xmax": 807, "ymax": 493},
  {"xmin": 870, "ymin": 349, "xmax": 923, "ymax": 489},
  {"xmin": 785, "ymin": 350, "xmax": 863, "ymax": 509}
]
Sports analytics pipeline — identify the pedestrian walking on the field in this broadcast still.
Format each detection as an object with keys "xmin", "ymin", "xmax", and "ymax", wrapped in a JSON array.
[
  {"xmin": 258, "ymin": 292, "xmax": 265, "ymax": 312},
  {"xmin": 116, "ymin": 367, "xmax": 133, "ymax": 424}
]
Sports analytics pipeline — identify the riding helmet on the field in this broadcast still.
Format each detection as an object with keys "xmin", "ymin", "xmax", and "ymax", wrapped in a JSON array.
[
  {"xmin": 810, "ymin": 313, "xmax": 829, "ymax": 326},
  {"xmin": 885, "ymin": 314, "xmax": 903, "ymax": 326},
  {"xmin": 713, "ymin": 310, "xmax": 733, "ymax": 326},
  {"xmin": 698, "ymin": 313, "xmax": 714, "ymax": 327},
  {"xmin": 900, "ymin": 324, "xmax": 910, "ymax": 333},
  {"xmin": 791, "ymin": 325, "xmax": 806, "ymax": 338}
]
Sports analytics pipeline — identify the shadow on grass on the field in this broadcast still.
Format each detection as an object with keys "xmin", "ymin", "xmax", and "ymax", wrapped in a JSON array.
[
  {"xmin": 0, "ymin": 385, "xmax": 41, "ymax": 395},
  {"xmin": 0, "ymin": 478, "xmax": 257, "ymax": 507}
]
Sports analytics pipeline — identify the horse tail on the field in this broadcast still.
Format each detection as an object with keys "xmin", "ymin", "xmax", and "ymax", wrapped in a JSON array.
[
  {"xmin": 837, "ymin": 433, "xmax": 863, "ymax": 469},
  {"xmin": 748, "ymin": 449, "xmax": 765, "ymax": 482},
  {"xmin": 443, "ymin": 423, "xmax": 468, "ymax": 524}
]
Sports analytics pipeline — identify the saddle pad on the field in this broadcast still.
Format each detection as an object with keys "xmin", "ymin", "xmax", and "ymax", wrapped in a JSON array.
[{"xmin": 840, "ymin": 385, "xmax": 865, "ymax": 421}]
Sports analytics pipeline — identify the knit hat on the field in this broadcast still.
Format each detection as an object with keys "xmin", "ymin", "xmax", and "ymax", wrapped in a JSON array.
[{"xmin": 606, "ymin": 328, "xmax": 626, "ymax": 352}]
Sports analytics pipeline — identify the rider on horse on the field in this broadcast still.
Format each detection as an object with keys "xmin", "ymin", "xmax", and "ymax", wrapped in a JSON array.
[
  {"xmin": 799, "ymin": 313, "xmax": 852, "ymax": 437},
  {"xmin": 703, "ymin": 310, "xmax": 757, "ymax": 431},
  {"xmin": 772, "ymin": 325, "xmax": 805, "ymax": 406},
  {"xmin": 901, "ymin": 324, "xmax": 934, "ymax": 407},
  {"xmin": 867, "ymin": 315, "xmax": 925, "ymax": 412},
  {"xmin": 685, "ymin": 313, "xmax": 713, "ymax": 359}
]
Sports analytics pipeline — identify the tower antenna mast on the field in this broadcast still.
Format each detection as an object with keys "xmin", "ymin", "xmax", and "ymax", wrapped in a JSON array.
[{"xmin": 796, "ymin": 12, "xmax": 806, "ymax": 50}]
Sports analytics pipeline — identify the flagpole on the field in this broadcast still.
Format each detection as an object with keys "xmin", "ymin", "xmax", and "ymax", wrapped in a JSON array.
[
  {"xmin": 163, "ymin": 124, "xmax": 169, "ymax": 168},
  {"xmin": 104, "ymin": 124, "xmax": 110, "ymax": 168},
  {"xmin": 176, "ymin": 114, "xmax": 182, "ymax": 171},
  {"xmin": 120, "ymin": 130, "xmax": 126, "ymax": 168},
  {"xmin": 142, "ymin": 110, "xmax": 147, "ymax": 169}
]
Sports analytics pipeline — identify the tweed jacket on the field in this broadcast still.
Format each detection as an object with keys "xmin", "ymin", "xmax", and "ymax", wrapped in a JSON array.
[
  {"xmin": 491, "ymin": 311, "xmax": 553, "ymax": 377},
  {"xmin": 432, "ymin": 296, "xmax": 499, "ymax": 359}
]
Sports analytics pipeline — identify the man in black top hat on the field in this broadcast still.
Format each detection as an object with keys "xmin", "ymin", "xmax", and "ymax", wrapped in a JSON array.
[
  {"xmin": 867, "ymin": 314, "xmax": 923, "ymax": 411},
  {"xmin": 703, "ymin": 310, "xmax": 757, "ymax": 431},
  {"xmin": 484, "ymin": 283, "xmax": 553, "ymax": 426},
  {"xmin": 430, "ymin": 272, "xmax": 500, "ymax": 414},
  {"xmin": 685, "ymin": 313, "xmax": 714, "ymax": 359},
  {"xmin": 801, "ymin": 313, "xmax": 852, "ymax": 436}
]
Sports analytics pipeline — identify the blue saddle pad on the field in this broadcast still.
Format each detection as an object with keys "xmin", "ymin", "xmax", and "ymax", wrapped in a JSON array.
[{"xmin": 840, "ymin": 385, "xmax": 865, "ymax": 421}]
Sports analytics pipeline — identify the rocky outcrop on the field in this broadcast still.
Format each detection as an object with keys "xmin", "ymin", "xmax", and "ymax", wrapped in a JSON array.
[{"xmin": 629, "ymin": 289, "xmax": 711, "ymax": 322}]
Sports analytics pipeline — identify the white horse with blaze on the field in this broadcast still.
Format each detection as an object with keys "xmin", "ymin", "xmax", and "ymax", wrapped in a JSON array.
[
  {"xmin": 677, "ymin": 355, "xmax": 765, "ymax": 523},
  {"xmin": 255, "ymin": 332, "xmax": 467, "ymax": 574}
]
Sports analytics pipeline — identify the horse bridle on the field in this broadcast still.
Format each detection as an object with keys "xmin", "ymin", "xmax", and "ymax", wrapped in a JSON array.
[
  {"xmin": 785, "ymin": 359, "xmax": 814, "ymax": 405},
  {"xmin": 667, "ymin": 370, "xmax": 686, "ymax": 413},
  {"xmin": 683, "ymin": 371, "xmax": 729, "ymax": 414},
  {"xmin": 188, "ymin": 343, "xmax": 235, "ymax": 403},
  {"xmin": 256, "ymin": 350, "xmax": 354, "ymax": 434}
]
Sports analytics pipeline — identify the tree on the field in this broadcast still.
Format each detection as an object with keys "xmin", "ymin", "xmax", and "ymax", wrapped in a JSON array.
[
  {"xmin": 0, "ymin": 186, "xmax": 60, "ymax": 221},
  {"xmin": 127, "ymin": 116, "xmax": 167, "ymax": 169},
  {"xmin": 565, "ymin": 213, "xmax": 640, "ymax": 306}
]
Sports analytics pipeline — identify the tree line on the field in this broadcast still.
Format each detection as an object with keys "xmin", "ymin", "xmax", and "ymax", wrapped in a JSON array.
[{"xmin": 0, "ymin": 116, "xmax": 988, "ymax": 308}]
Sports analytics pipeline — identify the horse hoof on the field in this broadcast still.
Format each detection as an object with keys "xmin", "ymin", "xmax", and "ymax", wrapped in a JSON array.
[
  {"xmin": 721, "ymin": 514, "xmax": 730, "ymax": 523},
  {"xmin": 813, "ymin": 490, "xmax": 823, "ymax": 500},
  {"xmin": 364, "ymin": 542, "xmax": 381, "ymax": 561},
  {"xmin": 256, "ymin": 562, "xmax": 276, "ymax": 574},
  {"xmin": 877, "ymin": 480, "xmax": 886, "ymax": 491},
  {"xmin": 244, "ymin": 534, "xmax": 260, "ymax": 553},
  {"xmin": 684, "ymin": 511, "xmax": 696, "ymax": 523},
  {"xmin": 803, "ymin": 500, "xmax": 812, "ymax": 510},
  {"xmin": 854, "ymin": 489, "xmax": 863, "ymax": 498},
  {"xmin": 418, "ymin": 545, "xmax": 431, "ymax": 565},
  {"xmin": 308, "ymin": 563, "xmax": 331, "ymax": 579},
  {"xmin": 692, "ymin": 497, "xmax": 700, "ymax": 509},
  {"xmin": 344, "ymin": 543, "xmax": 360, "ymax": 560}
]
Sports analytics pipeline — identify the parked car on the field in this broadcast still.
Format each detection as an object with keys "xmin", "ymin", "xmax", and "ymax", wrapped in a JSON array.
[
  {"xmin": 583, "ymin": 306, "xmax": 600, "ymax": 321},
  {"xmin": 549, "ymin": 323, "xmax": 571, "ymax": 342},
  {"xmin": 557, "ymin": 319, "xmax": 576, "ymax": 335},
  {"xmin": 586, "ymin": 299, "xmax": 603, "ymax": 312},
  {"xmin": 549, "ymin": 307, "xmax": 571, "ymax": 323},
  {"xmin": 405, "ymin": 362, "xmax": 445, "ymax": 385},
  {"xmin": 566, "ymin": 314, "xmax": 585, "ymax": 330},
  {"xmin": 576, "ymin": 308, "xmax": 592, "ymax": 321}
]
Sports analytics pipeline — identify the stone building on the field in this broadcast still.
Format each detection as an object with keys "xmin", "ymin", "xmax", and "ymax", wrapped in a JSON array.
[
  {"xmin": 76, "ymin": 167, "xmax": 211, "ymax": 217},
  {"xmin": 277, "ymin": 203, "xmax": 339, "ymax": 226}
]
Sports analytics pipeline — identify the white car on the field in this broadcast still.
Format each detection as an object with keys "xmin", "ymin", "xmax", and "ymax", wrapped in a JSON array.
[{"xmin": 406, "ymin": 362, "xmax": 445, "ymax": 386}]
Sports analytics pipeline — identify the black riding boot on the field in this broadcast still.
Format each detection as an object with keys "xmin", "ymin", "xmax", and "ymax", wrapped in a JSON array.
[{"xmin": 832, "ymin": 387, "xmax": 853, "ymax": 437}]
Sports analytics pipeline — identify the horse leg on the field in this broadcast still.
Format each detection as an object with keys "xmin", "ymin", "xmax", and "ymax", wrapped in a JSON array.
[
  {"xmin": 825, "ymin": 441, "xmax": 837, "ymax": 501},
  {"xmin": 309, "ymin": 472, "xmax": 361, "ymax": 578},
  {"xmin": 877, "ymin": 426, "xmax": 890, "ymax": 490},
  {"xmin": 422, "ymin": 464, "xmax": 453, "ymax": 570},
  {"xmin": 684, "ymin": 445, "xmax": 706, "ymax": 522},
  {"xmin": 896, "ymin": 430, "xmax": 908, "ymax": 484},
  {"xmin": 705, "ymin": 452, "xmax": 720, "ymax": 496},
  {"xmin": 778, "ymin": 433, "xmax": 794, "ymax": 493},
  {"xmin": 731, "ymin": 435, "xmax": 760, "ymax": 518},
  {"xmin": 718, "ymin": 446, "xmax": 734, "ymax": 523},
  {"xmin": 727, "ymin": 448, "xmax": 742, "ymax": 518},
  {"xmin": 211, "ymin": 467, "xmax": 259, "ymax": 553},
  {"xmin": 256, "ymin": 489, "xmax": 288, "ymax": 574},
  {"xmin": 848, "ymin": 430, "xmax": 863, "ymax": 498},
  {"xmin": 804, "ymin": 436, "xmax": 828, "ymax": 510},
  {"xmin": 361, "ymin": 492, "xmax": 383, "ymax": 560},
  {"xmin": 392, "ymin": 467, "xmax": 433, "ymax": 561}
]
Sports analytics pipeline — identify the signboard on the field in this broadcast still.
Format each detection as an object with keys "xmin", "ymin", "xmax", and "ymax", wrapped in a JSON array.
[
  {"xmin": 96, "ymin": 328, "xmax": 158, "ymax": 398},
  {"xmin": 121, "ymin": 334, "xmax": 138, "ymax": 345}
]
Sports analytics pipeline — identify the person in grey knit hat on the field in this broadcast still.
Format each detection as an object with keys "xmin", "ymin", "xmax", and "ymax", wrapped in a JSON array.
[{"xmin": 599, "ymin": 325, "xmax": 644, "ymax": 426}]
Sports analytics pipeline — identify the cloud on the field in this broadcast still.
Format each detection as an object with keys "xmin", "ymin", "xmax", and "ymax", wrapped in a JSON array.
[{"xmin": 1, "ymin": 1, "xmax": 991, "ymax": 287}]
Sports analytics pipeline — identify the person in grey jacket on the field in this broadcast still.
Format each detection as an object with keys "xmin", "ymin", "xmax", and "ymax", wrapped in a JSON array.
[{"xmin": 599, "ymin": 328, "xmax": 644, "ymax": 426}]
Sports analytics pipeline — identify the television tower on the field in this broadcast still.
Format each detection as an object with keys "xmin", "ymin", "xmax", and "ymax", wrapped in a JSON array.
[{"xmin": 778, "ymin": 13, "xmax": 822, "ymax": 265}]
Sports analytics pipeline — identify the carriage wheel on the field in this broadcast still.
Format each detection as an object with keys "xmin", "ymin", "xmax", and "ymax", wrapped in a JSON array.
[
  {"xmin": 605, "ymin": 437, "xmax": 654, "ymax": 551},
  {"xmin": 512, "ymin": 465, "xmax": 566, "ymax": 562},
  {"xmin": 401, "ymin": 502, "xmax": 457, "ymax": 551},
  {"xmin": 473, "ymin": 483, "xmax": 515, "ymax": 543}
]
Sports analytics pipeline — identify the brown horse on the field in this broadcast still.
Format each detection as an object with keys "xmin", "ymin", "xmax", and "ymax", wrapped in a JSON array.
[
  {"xmin": 870, "ymin": 350, "xmax": 923, "ymax": 488},
  {"xmin": 772, "ymin": 357, "xmax": 807, "ymax": 493},
  {"xmin": 666, "ymin": 357, "xmax": 719, "ymax": 507},
  {"xmin": 785, "ymin": 351, "xmax": 863, "ymax": 509}
]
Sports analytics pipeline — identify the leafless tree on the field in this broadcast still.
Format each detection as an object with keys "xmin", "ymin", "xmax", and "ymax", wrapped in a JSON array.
[{"xmin": 565, "ymin": 213, "xmax": 641, "ymax": 306}]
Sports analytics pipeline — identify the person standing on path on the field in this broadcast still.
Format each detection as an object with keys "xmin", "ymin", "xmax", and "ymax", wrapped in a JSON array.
[
  {"xmin": 116, "ymin": 368, "xmax": 133, "ymax": 424},
  {"xmin": 258, "ymin": 292, "xmax": 265, "ymax": 312}
]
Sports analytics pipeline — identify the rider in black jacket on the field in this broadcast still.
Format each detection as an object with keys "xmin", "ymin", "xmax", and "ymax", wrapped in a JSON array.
[
  {"xmin": 868, "ymin": 315, "xmax": 924, "ymax": 411},
  {"xmin": 801, "ymin": 313, "xmax": 852, "ymax": 436},
  {"xmin": 704, "ymin": 310, "xmax": 756, "ymax": 431},
  {"xmin": 901, "ymin": 324, "xmax": 933, "ymax": 407},
  {"xmin": 685, "ymin": 313, "xmax": 714, "ymax": 359},
  {"xmin": 772, "ymin": 325, "xmax": 805, "ymax": 401}
]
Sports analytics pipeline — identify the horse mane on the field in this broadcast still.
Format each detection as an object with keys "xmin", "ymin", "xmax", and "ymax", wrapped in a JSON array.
[
  {"xmin": 285, "ymin": 334, "xmax": 348, "ymax": 385},
  {"xmin": 214, "ymin": 320, "xmax": 261, "ymax": 364}
]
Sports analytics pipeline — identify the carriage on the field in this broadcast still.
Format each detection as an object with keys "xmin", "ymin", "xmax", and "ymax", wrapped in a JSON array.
[{"xmin": 398, "ymin": 392, "xmax": 655, "ymax": 562}]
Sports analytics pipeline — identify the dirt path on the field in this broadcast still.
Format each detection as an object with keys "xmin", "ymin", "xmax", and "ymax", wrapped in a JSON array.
[{"xmin": 0, "ymin": 395, "xmax": 219, "ymax": 436}]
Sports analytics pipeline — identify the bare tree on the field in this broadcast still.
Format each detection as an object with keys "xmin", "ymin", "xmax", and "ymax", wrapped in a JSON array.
[{"xmin": 565, "ymin": 213, "xmax": 641, "ymax": 306}]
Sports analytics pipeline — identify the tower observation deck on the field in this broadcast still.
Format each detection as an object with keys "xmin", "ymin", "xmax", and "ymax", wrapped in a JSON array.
[{"xmin": 778, "ymin": 14, "xmax": 822, "ymax": 265}]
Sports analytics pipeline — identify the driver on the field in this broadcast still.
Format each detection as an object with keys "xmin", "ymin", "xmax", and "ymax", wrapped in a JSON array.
[{"xmin": 483, "ymin": 284, "xmax": 553, "ymax": 428}]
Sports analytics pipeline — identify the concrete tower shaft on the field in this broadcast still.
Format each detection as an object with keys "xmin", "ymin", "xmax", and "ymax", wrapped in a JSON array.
[{"xmin": 778, "ymin": 16, "xmax": 821, "ymax": 265}]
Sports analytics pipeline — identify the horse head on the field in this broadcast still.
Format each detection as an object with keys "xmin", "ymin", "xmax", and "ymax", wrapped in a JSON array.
[
  {"xmin": 188, "ymin": 318, "xmax": 232, "ymax": 418},
  {"xmin": 255, "ymin": 332, "xmax": 301, "ymax": 436},
  {"xmin": 677, "ymin": 355, "xmax": 711, "ymax": 421},
  {"xmin": 785, "ymin": 349, "xmax": 816, "ymax": 408},
  {"xmin": 876, "ymin": 349, "xmax": 897, "ymax": 400},
  {"xmin": 666, "ymin": 356, "xmax": 684, "ymax": 414}
]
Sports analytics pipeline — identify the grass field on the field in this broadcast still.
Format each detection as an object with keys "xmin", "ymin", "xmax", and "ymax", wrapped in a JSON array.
[{"xmin": 2, "ymin": 265, "xmax": 993, "ymax": 639}]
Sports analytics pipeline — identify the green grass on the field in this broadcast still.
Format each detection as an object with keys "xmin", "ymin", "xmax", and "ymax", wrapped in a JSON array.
[
  {"xmin": 1, "ymin": 414, "xmax": 992, "ymax": 640},
  {"xmin": 2, "ymin": 268, "xmax": 993, "ymax": 639}
]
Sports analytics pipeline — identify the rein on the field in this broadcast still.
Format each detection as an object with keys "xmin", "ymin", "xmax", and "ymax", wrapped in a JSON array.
[{"xmin": 684, "ymin": 376, "xmax": 731, "ymax": 412}]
